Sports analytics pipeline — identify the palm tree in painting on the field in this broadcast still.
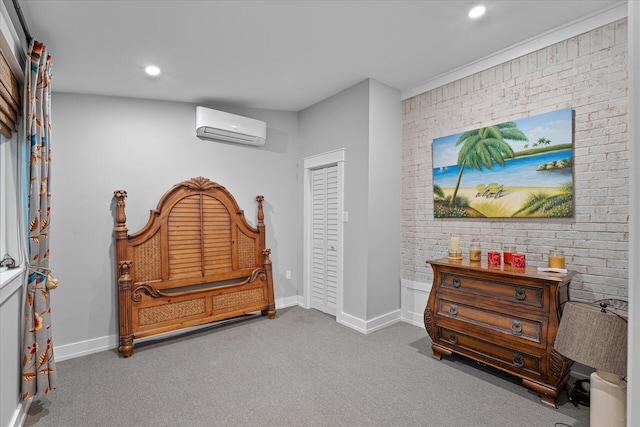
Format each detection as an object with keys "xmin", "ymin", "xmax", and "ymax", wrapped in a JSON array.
[
  {"xmin": 537, "ymin": 136, "xmax": 551, "ymax": 146},
  {"xmin": 449, "ymin": 122, "xmax": 528, "ymax": 207}
]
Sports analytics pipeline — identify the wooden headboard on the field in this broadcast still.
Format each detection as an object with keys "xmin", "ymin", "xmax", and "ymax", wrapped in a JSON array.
[{"xmin": 113, "ymin": 177, "xmax": 275, "ymax": 357}]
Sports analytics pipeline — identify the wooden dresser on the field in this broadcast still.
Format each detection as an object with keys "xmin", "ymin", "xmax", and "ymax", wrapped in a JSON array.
[{"xmin": 424, "ymin": 258, "xmax": 576, "ymax": 407}]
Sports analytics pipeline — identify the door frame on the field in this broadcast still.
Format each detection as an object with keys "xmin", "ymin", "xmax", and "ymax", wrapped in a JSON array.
[{"xmin": 302, "ymin": 148, "xmax": 345, "ymax": 322}]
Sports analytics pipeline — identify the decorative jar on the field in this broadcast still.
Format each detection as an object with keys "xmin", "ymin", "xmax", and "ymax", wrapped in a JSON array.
[
  {"xmin": 548, "ymin": 249, "xmax": 565, "ymax": 269},
  {"xmin": 469, "ymin": 242, "xmax": 482, "ymax": 262},
  {"xmin": 448, "ymin": 236, "xmax": 462, "ymax": 260}
]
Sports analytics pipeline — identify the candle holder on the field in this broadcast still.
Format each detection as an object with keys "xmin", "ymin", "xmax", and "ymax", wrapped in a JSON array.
[
  {"xmin": 548, "ymin": 249, "xmax": 565, "ymax": 269},
  {"xmin": 512, "ymin": 253, "xmax": 526, "ymax": 268},
  {"xmin": 469, "ymin": 242, "xmax": 482, "ymax": 262},
  {"xmin": 503, "ymin": 245, "xmax": 516, "ymax": 265},
  {"xmin": 488, "ymin": 251, "xmax": 501, "ymax": 266},
  {"xmin": 448, "ymin": 236, "xmax": 462, "ymax": 260}
]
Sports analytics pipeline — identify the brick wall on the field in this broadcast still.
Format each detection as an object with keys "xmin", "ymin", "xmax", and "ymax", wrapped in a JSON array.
[{"xmin": 402, "ymin": 19, "xmax": 628, "ymax": 301}]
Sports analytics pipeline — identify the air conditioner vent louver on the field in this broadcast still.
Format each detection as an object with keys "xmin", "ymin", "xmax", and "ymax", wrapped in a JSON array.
[{"xmin": 196, "ymin": 107, "xmax": 267, "ymax": 147}]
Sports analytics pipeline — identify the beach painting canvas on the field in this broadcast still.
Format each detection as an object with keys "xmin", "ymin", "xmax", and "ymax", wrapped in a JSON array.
[{"xmin": 432, "ymin": 108, "xmax": 574, "ymax": 219}]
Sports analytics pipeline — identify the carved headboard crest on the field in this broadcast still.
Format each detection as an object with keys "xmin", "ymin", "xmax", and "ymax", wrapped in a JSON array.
[{"xmin": 180, "ymin": 176, "xmax": 225, "ymax": 192}]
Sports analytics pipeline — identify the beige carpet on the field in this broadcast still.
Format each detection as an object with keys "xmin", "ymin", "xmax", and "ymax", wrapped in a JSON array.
[{"xmin": 25, "ymin": 306, "xmax": 589, "ymax": 426}]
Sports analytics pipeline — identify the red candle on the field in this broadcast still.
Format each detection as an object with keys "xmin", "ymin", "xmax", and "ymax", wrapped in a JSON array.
[
  {"xmin": 504, "ymin": 252, "xmax": 513, "ymax": 264},
  {"xmin": 488, "ymin": 251, "xmax": 501, "ymax": 266},
  {"xmin": 511, "ymin": 253, "xmax": 526, "ymax": 268},
  {"xmin": 503, "ymin": 245, "xmax": 516, "ymax": 264}
]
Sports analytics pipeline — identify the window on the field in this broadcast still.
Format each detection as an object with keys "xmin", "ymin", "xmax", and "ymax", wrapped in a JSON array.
[
  {"xmin": 0, "ymin": 131, "xmax": 20, "ymax": 269},
  {"xmin": 0, "ymin": 5, "xmax": 24, "ymax": 273}
]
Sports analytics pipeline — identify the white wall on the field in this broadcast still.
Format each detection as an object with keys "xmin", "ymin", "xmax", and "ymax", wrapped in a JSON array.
[
  {"xmin": 627, "ymin": 2, "xmax": 639, "ymax": 425},
  {"xmin": 299, "ymin": 80, "xmax": 371, "ymax": 320},
  {"xmin": 366, "ymin": 80, "xmax": 401, "ymax": 319},
  {"xmin": 33, "ymin": 79, "xmax": 402, "ymax": 359},
  {"xmin": 0, "ymin": 270, "xmax": 26, "ymax": 427},
  {"xmin": 0, "ymin": 132, "xmax": 23, "ymax": 427},
  {"xmin": 402, "ymin": 19, "xmax": 630, "ymax": 302},
  {"xmin": 48, "ymin": 93, "xmax": 300, "ymax": 358},
  {"xmin": 299, "ymin": 79, "xmax": 402, "ymax": 328},
  {"xmin": 401, "ymin": 11, "xmax": 638, "ymax": 426}
]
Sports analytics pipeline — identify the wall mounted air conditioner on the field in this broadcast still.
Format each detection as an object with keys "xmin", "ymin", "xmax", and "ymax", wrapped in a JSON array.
[{"xmin": 196, "ymin": 106, "xmax": 267, "ymax": 147}]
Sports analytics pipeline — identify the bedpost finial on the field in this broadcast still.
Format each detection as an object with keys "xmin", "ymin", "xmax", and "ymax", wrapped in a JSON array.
[
  {"xmin": 114, "ymin": 190, "xmax": 128, "ymax": 227},
  {"xmin": 256, "ymin": 195, "xmax": 264, "ymax": 223}
]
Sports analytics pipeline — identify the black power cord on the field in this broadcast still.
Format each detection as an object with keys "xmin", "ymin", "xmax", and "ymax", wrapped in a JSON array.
[{"xmin": 596, "ymin": 300, "xmax": 628, "ymax": 323}]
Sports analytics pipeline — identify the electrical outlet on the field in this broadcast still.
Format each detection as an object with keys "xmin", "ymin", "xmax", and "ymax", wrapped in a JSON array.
[{"xmin": 286, "ymin": 270, "xmax": 291, "ymax": 279}]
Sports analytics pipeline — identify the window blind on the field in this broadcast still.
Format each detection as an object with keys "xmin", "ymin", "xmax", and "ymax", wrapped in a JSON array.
[{"xmin": 0, "ymin": 50, "xmax": 19, "ymax": 139}]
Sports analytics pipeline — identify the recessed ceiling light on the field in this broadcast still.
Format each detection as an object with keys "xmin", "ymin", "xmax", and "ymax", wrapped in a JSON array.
[
  {"xmin": 469, "ymin": 5, "xmax": 486, "ymax": 19},
  {"xmin": 145, "ymin": 65, "xmax": 161, "ymax": 76}
]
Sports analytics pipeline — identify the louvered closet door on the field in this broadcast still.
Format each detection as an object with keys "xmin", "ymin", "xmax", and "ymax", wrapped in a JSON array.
[{"xmin": 311, "ymin": 165, "xmax": 338, "ymax": 316}]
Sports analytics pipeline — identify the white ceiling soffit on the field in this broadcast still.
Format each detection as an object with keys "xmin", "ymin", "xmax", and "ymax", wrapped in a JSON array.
[{"xmin": 17, "ymin": 0, "xmax": 628, "ymax": 112}]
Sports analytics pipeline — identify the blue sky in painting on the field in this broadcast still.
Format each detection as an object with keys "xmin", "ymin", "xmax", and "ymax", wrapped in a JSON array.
[{"xmin": 432, "ymin": 107, "xmax": 573, "ymax": 168}]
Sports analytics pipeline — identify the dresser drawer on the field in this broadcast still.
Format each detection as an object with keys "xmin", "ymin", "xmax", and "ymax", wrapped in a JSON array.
[
  {"xmin": 438, "ymin": 298, "xmax": 545, "ymax": 346},
  {"xmin": 440, "ymin": 272, "xmax": 545, "ymax": 310},
  {"xmin": 438, "ymin": 326, "xmax": 541, "ymax": 377}
]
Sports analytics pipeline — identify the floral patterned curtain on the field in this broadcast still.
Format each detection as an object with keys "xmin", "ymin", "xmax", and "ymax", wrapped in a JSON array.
[{"xmin": 21, "ymin": 40, "xmax": 57, "ymax": 400}]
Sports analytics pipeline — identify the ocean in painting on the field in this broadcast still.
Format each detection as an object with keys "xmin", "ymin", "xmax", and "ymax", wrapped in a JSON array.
[{"xmin": 433, "ymin": 149, "xmax": 572, "ymax": 188}]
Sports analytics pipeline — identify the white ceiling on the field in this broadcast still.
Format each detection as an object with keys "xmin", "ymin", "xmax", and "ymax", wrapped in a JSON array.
[{"xmin": 17, "ymin": 0, "xmax": 625, "ymax": 112}]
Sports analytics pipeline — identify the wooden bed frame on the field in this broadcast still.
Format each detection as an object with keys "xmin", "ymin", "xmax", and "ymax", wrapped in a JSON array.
[{"xmin": 113, "ymin": 177, "xmax": 276, "ymax": 357}]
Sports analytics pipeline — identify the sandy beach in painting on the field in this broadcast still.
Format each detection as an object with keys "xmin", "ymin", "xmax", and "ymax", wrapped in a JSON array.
[{"xmin": 441, "ymin": 186, "xmax": 564, "ymax": 217}]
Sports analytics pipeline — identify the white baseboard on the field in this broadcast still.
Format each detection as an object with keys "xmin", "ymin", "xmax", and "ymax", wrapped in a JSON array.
[
  {"xmin": 297, "ymin": 294, "xmax": 309, "ymax": 308},
  {"xmin": 10, "ymin": 397, "xmax": 31, "ymax": 427},
  {"xmin": 55, "ymin": 294, "xmax": 410, "ymax": 361},
  {"xmin": 54, "ymin": 334, "xmax": 117, "ymax": 362},
  {"xmin": 338, "ymin": 309, "xmax": 401, "ymax": 334},
  {"xmin": 54, "ymin": 295, "xmax": 300, "ymax": 362},
  {"xmin": 276, "ymin": 295, "xmax": 299, "ymax": 309}
]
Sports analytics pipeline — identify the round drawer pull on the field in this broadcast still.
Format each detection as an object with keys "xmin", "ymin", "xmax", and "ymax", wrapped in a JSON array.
[
  {"xmin": 449, "ymin": 305, "xmax": 458, "ymax": 315},
  {"xmin": 449, "ymin": 332, "xmax": 458, "ymax": 344},
  {"xmin": 452, "ymin": 277, "xmax": 461, "ymax": 288},
  {"xmin": 513, "ymin": 353, "xmax": 524, "ymax": 367},
  {"xmin": 515, "ymin": 287, "xmax": 526, "ymax": 300},
  {"xmin": 511, "ymin": 320, "xmax": 523, "ymax": 335}
]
